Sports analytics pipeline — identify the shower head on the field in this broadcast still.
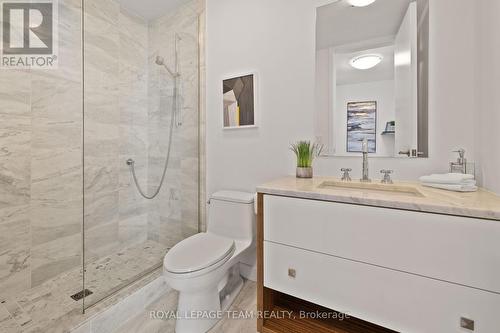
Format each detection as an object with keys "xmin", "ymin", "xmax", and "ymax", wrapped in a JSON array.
[{"xmin": 155, "ymin": 54, "xmax": 179, "ymax": 78}]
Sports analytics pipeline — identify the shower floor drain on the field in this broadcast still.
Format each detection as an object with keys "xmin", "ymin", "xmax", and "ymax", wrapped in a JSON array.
[{"xmin": 70, "ymin": 289, "xmax": 93, "ymax": 301}]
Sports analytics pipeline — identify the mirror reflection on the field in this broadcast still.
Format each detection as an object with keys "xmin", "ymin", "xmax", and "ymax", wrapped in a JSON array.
[{"xmin": 315, "ymin": 0, "xmax": 429, "ymax": 158}]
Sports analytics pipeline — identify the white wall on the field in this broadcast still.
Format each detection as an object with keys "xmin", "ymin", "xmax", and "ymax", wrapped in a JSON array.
[
  {"xmin": 206, "ymin": 0, "xmax": 315, "ymax": 195},
  {"xmin": 207, "ymin": 0, "xmax": 482, "ymax": 193},
  {"xmin": 334, "ymin": 80, "xmax": 395, "ymax": 157},
  {"xmin": 475, "ymin": 0, "xmax": 500, "ymax": 194}
]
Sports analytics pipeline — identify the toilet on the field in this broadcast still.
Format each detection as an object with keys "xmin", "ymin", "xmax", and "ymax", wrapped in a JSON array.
[{"xmin": 163, "ymin": 190, "xmax": 256, "ymax": 333}]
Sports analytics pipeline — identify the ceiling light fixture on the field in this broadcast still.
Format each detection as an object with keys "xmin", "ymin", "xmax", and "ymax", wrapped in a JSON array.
[
  {"xmin": 350, "ymin": 54, "xmax": 383, "ymax": 70},
  {"xmin": 347, "ymin": 0, "xmax": 377, "ymax": 7}
]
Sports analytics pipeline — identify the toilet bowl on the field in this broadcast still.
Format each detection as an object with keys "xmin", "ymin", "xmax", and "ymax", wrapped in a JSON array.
[{"xmin": 163, "ymin": 190, "xmax": 255, "ymax": 333}]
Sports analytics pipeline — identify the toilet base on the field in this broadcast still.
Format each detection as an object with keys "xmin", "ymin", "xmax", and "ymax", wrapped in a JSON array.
[
  {"xmin": 176, "ymin": 287, "xmax": 221, "ymax": 333},
  {"xmin": 220, "ymin": 265, "xmax": 244, "ymax": 311},
  {"xmin": 174, "ymin": 265, "xmax": 244, "ymax": 333}
]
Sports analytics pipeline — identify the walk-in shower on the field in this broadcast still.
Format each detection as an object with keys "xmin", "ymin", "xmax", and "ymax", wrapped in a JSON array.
[{"xmin": 0, "ymin": 0, "xmax": 204, "ymax": 331}]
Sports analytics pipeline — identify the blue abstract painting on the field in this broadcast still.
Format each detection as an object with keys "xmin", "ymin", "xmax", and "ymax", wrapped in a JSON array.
[{"xmin": 347, "ymin": 101, "xmax": 377, "ymax": 153}]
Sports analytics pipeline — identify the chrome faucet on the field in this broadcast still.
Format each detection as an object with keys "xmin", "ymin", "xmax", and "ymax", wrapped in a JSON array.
[
  {"xmin": 450, "ymin": 148, "xmax": 467, "ymax": 174},
  {"xmin": 380, "ymin": 170, "xmax": 393, "ymax": 184},
  {"xmin": 341, "ymin": 168, "xmax": 352, "ymax": 182},
  {"xmin": 360, "ymin": 138, "xmax": 371, "ymax": 182}
]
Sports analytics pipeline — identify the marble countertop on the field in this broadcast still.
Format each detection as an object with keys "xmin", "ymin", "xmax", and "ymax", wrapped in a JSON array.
[{"xmin": 257, "ymin": 176, "xmax": 500, "ymax": 221}]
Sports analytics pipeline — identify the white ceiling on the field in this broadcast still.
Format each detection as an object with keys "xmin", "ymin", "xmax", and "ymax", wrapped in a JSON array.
[
  {"xmin": 335, "ymin": 45, "xmax": 394, "ymax": 85},
  {"xmin": 115, "ymin": 0, "xmax": 188, "ymax": 20},
  {"xmin": 316, "ymin": 0, "xmax": 414, "ymax": 50}
]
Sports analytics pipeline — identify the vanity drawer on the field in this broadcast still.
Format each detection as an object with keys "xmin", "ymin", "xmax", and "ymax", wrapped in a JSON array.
[
  {"xmin": 264, "ymin": 241, "xmax": 500, "ymax": 333},
  {"xmin": 264, "ymin": 194, "xmax": 500, "ymax": 293}
]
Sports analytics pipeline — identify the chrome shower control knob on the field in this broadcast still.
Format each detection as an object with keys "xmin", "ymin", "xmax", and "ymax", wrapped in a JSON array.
[{"xmin": 380, "ymin": 169, "xmax": 393, "ymax": 184}]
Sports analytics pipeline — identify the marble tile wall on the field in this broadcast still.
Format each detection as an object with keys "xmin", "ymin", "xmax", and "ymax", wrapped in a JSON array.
[
  {"xmin": 0, "ymin": 70, "xmax": 32, "ymax": 299},
  {"xmin": 147, "ymin": 0, "xmax": 202, "ymax": 247},
  {"xmin": 117, "ymin": 8, "xmax": 150, "ymax": 248},
  {"xmin": 84, "ymin": 0, "xmax": 203, "ymax": 303},
  {"xmin": 0, "ymin": 0, "xmax": 204, "ymax": 306},
  {"xmin": 83, "ymin": 0, "xmax": 204, "ymax": 307},
  {"xmin": 83, "ymin": 0, "xmax": 122, "ymax": 262},
  {"xmin": 0, "ymin": 0, "xmax": 83, "ymax": 296},
  {"xmin": 83, "ymin": 0, "xmax": 158, "ymax": 261},
  {"xmin": 29, "ymin": 0, "xmax": 83, "ymax": 287}
]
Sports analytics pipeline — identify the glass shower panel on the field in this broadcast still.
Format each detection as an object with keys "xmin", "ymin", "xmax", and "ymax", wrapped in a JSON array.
[
  {"xmin": 0, "ymin": 0, "xmax": 85, "ymax": 330},
  {"xmin": 83, "ymin": 0, "xmax": 200, "ymax": 308}
]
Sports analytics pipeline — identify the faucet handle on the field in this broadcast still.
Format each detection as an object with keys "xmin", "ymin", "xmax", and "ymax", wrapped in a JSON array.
[
  {"xmin": 453, "ymin": 148, "xmax": 466, "ymax": 160},
  {"xmin": 380, "ymin": 169, "xmax": 393, "ymax": 184},
  {"xmin": 341, "ymin": 168, "xmax": 352, "ymax": 182}
]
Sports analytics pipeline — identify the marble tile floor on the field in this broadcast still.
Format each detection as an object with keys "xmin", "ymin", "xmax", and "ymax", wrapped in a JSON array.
[
  {"xmin": 113, "ymin": 280, "xmax": 257, "ymax": 333},
  {"xmin": 0, "ymin": 240, "xmax": 168, "ymax": 333}
]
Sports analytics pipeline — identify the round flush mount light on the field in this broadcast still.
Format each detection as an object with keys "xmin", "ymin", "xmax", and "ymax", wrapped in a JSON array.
[
  {"xmin": 347, "ymin": 0, "xmax": 377, "ymax": 7},
  {"xmin": 349, "ymin": 54, "xmax": 383, "ymax": 70}
]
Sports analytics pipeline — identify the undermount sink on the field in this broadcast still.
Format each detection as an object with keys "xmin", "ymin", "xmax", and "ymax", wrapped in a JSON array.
[{"xmin": 318, "ymin": 180, "xmax": 425, "ymax": 198}]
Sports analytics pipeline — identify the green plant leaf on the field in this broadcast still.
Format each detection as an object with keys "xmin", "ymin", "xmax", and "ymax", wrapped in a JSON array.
[{"xmin": 289, "ymin": 141, "xmax": 324, "ymax": 168}]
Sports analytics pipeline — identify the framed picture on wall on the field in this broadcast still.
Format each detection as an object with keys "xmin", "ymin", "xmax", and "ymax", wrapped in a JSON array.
[
  {"xmin": 222, "ymin": 72, "xmax": 258, "ymax": 129},
  {"xmin": 346, "ymin": 101, "xmax": 377, "ymax": 153}
]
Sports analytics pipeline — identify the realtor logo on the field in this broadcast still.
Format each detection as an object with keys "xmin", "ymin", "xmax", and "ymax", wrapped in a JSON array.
[{"xmin": 1, "ymin": 0, "xmax": 58, "ymax": 68}]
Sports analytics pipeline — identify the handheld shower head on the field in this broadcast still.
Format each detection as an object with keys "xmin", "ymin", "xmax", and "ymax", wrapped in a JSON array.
[{"xmin": 155, "ymin": 54, "xmax": 179, "ymax": 78}]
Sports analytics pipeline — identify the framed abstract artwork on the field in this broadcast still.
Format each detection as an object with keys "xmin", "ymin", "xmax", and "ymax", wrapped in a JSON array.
[
  {"xmin": 346, "ymin": 101, "xmax": 377, "ymax": 153},
  {"xmin": 222, "ymin": 72, "xmax": 257, "ymax": 129}
]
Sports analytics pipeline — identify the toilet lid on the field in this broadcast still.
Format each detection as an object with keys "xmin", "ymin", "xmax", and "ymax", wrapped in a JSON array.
[{"xmin": 164, "ymin": 233, "xmax": 235, "ymax": 274}]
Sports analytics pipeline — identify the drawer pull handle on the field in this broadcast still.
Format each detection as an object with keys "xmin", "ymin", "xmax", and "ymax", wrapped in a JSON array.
[
  {"xmin": 460, "ymin": 317, "xmax": 474, "ymax": 331},
  {"xmin": 288, "ymin": 268, "xmax": 296, "ymax": 278}
]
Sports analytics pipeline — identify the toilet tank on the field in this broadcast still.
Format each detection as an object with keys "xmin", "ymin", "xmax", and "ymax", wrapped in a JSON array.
[{"xmin": 208, "ymin": 191, "xmax": 255, "ymax": 241}]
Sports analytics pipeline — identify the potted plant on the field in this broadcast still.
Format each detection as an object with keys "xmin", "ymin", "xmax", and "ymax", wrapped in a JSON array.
[{"xmin": 290, "ymin": 141, "xmax": 324, "ymax": 178}]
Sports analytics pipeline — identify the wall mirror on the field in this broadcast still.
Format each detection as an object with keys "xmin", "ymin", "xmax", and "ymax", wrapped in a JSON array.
[{"xmin": 315, "ymin": 0, "xmax": 429, "ymax": 158}]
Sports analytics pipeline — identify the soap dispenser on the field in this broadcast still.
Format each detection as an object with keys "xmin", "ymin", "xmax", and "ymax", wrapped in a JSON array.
[{"xmin": 450, "ymin": 149, "xmax": 475, "ymax": 177}]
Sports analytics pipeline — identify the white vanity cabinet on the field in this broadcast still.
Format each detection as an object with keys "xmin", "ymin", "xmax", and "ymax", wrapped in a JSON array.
[{"xmin": 260, "ymin": 194, "xmax": 500, "ymax": 333}]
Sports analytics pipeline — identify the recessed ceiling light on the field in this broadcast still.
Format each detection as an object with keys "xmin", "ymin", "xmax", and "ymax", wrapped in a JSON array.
[
  {"xmin": 347, "ymin": 0, "xmax": 377, "ymax": 7},
  {"xmin": 350, "ymin": 54, "xmax": 383, "ymax": 70}
]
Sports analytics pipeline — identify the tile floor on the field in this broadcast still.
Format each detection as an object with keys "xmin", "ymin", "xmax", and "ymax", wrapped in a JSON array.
[
  {"xmin": 113, "ymin": 280, "xmax": 257, "ymax": 333},
  {"xmin": 0, "ymin": 240, "xmax": 168, "ymax": 333}
]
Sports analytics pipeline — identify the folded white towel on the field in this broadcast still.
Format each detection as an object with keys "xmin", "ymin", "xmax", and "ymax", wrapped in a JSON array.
[
  {"xmin": 422, "ymin": 182, "xmax": 478, "ymax": 192},
  {"xmin": 419, "ymin": 173, "xmax": 475, "ymax": 185}
]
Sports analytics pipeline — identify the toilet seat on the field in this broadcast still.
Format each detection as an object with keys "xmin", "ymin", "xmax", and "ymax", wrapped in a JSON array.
[{"xmin": 164, "ymin": 233, "xmax": 235, "ymax": 275}]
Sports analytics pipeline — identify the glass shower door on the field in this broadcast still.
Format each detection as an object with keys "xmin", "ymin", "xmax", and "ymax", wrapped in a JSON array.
[
  {"xmin": 82, "ymin": 0, "xmax": 201, "ymax": 308},
  {"xmin": 0, "ymin": 0, "xmax": 85, "ymax": 330}
]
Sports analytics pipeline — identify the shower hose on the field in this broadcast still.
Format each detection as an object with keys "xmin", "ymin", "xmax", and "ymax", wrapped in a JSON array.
[{"xmin": 126, "ymin": 81, "xmax": 177, "ymax": 200}]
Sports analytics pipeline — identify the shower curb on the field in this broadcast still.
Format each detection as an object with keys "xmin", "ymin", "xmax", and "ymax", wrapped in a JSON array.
[{"xmin": 70, "ymin": 270, "xmax": 169, "ymax": 333}]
